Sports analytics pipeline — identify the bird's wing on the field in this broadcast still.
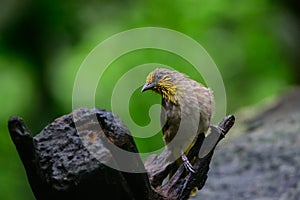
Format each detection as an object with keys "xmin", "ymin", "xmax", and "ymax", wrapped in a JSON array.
[{"xmin": 160, "ymin": 101, "xmax": 181, "ymax": 144}]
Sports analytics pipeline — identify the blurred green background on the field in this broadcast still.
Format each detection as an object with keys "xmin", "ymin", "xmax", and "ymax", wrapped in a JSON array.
[{"xmin": 0, "ymin": 0, "xmax": 299, "ymax": 199}]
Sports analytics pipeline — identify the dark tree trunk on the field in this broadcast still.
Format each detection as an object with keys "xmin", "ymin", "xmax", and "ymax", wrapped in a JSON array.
[{"xmin": 8, "ymin": 108, "xmax": 234, "ymax": 200}]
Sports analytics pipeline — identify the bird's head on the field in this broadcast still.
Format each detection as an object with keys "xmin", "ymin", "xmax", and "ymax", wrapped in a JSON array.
[{"xmin": 141, "ymin": 68, "xmax": 184, "ymax": 104}]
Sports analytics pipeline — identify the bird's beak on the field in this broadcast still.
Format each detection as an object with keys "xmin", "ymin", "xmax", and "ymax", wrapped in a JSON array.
[{"xmin": 141, "ymin": 82, "xmax": 155, "ymax": 92}]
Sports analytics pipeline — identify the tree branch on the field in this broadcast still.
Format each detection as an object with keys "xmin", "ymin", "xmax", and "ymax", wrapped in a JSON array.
[{"xmin": 8, "ymin": 108, "xmax": 234, "ymax": 200}]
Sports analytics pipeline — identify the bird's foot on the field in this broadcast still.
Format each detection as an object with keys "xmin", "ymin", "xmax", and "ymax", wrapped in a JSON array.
[{"xmin": 181, "ymin": 150, "xmax": 196, "ymax": 174}]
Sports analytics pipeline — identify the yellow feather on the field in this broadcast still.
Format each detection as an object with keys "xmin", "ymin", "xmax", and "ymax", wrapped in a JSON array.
[
  {"xmin": 146, "ymin": 72, "xmax": 155, "ymax": 83},
  {"xmin": 156, "ymin": 80, "xmax": 178, "ymax": 104}
]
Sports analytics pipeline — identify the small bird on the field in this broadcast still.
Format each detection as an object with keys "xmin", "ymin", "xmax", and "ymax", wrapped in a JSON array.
[{"xmin": 141, "ymin": 68, "xmax": 215, "ymax": 174}]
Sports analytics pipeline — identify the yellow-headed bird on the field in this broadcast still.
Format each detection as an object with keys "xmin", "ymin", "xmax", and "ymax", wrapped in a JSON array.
[{"xmin": 141, "ymin": 68, "xmax": 215, "ymax": 175}]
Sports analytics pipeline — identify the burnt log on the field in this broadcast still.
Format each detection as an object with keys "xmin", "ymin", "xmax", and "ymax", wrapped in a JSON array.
[{"xmin": 8, "ymin": 108, "xmax": 234, "ymax": 200}]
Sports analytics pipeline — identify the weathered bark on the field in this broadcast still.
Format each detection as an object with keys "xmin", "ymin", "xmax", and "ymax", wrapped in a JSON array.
[
  {"xmin": 8, "ymin": 108, "xmax": 234, "ymax": 200},
  {"xmin": 145, "ymin": 115, "xmax": 235, "ymax": 200}
]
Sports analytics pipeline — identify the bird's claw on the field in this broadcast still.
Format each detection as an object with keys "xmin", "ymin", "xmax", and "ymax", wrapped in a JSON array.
[{"xmin": 181, "ymin": 150, "xmax": 196, "ymax": 174}]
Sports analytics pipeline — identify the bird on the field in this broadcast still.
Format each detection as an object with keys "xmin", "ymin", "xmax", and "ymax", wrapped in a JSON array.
[{"xmin": 141, "ymin": 68, "xmax": 215, "ymax": 174}]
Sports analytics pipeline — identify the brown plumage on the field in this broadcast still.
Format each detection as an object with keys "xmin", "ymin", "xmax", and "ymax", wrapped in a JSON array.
[{"xmin": 141, "ymin": 68, "xmax": 215, "ymax": 166}]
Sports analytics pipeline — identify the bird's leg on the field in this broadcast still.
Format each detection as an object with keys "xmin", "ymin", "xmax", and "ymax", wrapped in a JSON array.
[
  {"xmin": 181, "ymin": 149, "xmax": 196, "ymax": 173},
  {"xmin": 181, "ymin": 133, "xmax": 205, "ymax": 173}
]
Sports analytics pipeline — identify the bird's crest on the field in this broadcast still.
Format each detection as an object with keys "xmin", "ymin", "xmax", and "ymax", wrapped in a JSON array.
[{"xmin": 146, "ymin": 71, "xmax": 155, "ymax": 83}]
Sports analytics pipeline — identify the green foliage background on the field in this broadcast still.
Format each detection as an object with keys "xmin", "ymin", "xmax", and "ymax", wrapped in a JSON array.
[{"xmin": 0, "ymin": 0, "xmax": 299, "ymax": 199}]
